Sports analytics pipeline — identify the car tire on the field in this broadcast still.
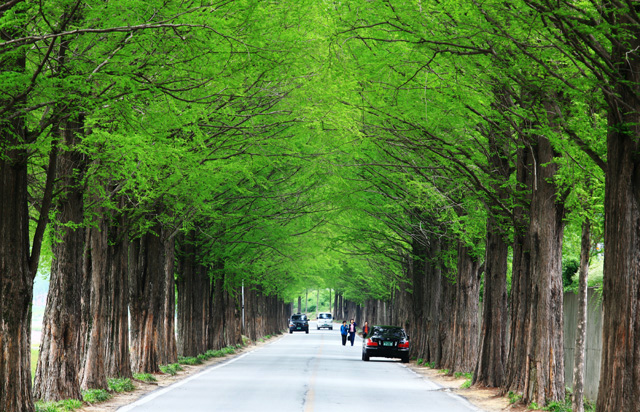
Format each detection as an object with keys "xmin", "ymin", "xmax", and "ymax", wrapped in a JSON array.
[
  {"xmin": 330, "ymin": 326, "xmax": 333, "ymax": 330},
  {"xmin": 362, "ymin": 351, "xmax": 370, "ymax": 361},
  {"xmin": 401, "ymin": 354, "xmax": 409, "ymax": 363},
  {"xmin": 306, "ymin": 329, "xmax": 309, "ymax": 334},
  {"xmin": 290, "ymin": 329, "xmax": 293, "ymax": 334}
]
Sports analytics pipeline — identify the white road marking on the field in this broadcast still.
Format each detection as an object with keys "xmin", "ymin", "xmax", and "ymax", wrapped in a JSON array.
[{"xmin": 118, "ymin": 351, "xmax": 254, "ymax": 412}]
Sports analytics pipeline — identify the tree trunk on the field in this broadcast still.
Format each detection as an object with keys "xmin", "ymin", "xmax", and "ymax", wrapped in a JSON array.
[
  {"xmin": 163, "ymin": 231, "xmax": 178, "ymax": 364},
  {"xmin": 177, "ymin": 233, "xmax": 210, "ymax": 357},
  {"xmin": 426, "ymin": 237, "xmax": 443, "ymax": 366},
  {"xmin": 129, "ymin": 226, "xmax": 168, "ymax": 373},
  {"xmin": 34, "ymin": 121, "xmax": 86, "ymax": 401},
  {"xmin": 504, "ymin": 135, "xmax": 565, "ymax": 406},
  {"xmin": 0, "ymin": 136, "xmax": 36, "ymax": 412},
  {"xmin": 572, "ymin": 220, "xmax": 590, "ymax": 412},
  {"xmin": 81, "ymin": 217, "xmax": 109, "ymax": 390},
  {"xmin": 104, "ymin": 208, "xmax": 131, "ymax": 379},
  {"xmin": 209, "ymin": 267, "xmax": 226, "ymax": 349},
  {"xmin": 450, "ymin": 242, "xmax": 480, "ymax": 374},
  {"xmin": 474, "ymin": 114, "xmax": 511, "ymax": 388},
  {"xmin": 596, "ymin": 31, "xmax": 640, "ymax": 410},
  {"xmin": 474, "ymin": 218, "xmax": 508, "ymax": 387}
]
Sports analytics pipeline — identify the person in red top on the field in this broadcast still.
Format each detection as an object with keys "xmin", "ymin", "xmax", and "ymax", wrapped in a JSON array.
[
  {"xmin": 362, "ymin": 321, "xmax": 370, "ymax": 338},
  {"xmin": 347, "ymin": 319, "xmax": 358, "ymax": 346}
]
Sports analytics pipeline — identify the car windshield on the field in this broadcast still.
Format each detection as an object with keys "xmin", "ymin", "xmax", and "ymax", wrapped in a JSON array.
[
  {"xmin": 318, "ymin": 314, "xmax": 332, "ymax": 319},
  {"xmin": 372, "ymin": 327, "xmax": 405, "ymax": 339},
  {"xmin": 291, "ymin": 315, "xmax": 306, "ymax": 321}
]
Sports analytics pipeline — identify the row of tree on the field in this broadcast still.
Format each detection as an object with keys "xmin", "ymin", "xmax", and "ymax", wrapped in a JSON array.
[
  {"xmin": 0, "ymin": 1, "xmax": 341, "ymax": 411},
  {"xmin": 322, "ymin": 1, "xmax": 638, "ymax": 412},
  {"xmin": 5, "ymin": 1, "xmax": 640, "ymax": 412}
]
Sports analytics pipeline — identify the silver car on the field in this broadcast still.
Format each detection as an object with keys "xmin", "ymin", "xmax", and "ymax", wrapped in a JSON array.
[{"xmin": 316, "ymin": 312, "xmax": 333, "ymax": 330}]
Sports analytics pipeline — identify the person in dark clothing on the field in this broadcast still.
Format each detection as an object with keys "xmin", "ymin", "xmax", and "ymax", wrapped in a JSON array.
[
  {"xmin": 347, "ymin": 319, "xmax": 358, "ymax": 346},
  {"xmin": 340, "ymin": 321, "xmax": 348, "ymax": 346}
]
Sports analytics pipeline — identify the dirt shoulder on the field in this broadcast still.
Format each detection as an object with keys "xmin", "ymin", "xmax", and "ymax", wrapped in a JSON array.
[
  {"xmin": 78, "ymin": 335, "xmax": 283, "ymax": 412},
  {"xmin": 406, "ymin": 364, "xmax": 538, "ymax": 412}
]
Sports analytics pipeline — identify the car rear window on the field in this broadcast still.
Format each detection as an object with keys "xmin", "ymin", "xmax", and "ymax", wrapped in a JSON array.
[
  {"xmin": 291, "ymin": 315, "xmax": 306, "ymax": 320},
  {"xmin": 372, "ymin": 327, "xmax": 405, "ymax": 339},
  {"xmin": 318, "ymin": 314, "xmax": 332, "ymax": 319}
]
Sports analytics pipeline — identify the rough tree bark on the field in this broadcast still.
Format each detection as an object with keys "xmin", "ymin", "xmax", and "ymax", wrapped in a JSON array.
[
  {"xmin": 425, "ymin": 237, "xmax": 444, "ymax": 367},
  {"xmin": 474, "ymin": 110, "xmax": 511, "ymax": 388},
  {"xmin": 596, "ymin": 24, "xmax": 640, "ymax": 410},
  {"xmin": 0, "ymin": 15, "xmax": 58, "ymax": 411},
  {"xmin": 104, "ymin": 208, "xmax": 131, "ymax": 379},
  {"xmin": 0, "ymin": 133, "xmax": 39, "ymax": 412},
  {"xmin": 209, "ymin": 269, "xmax": 226, "ymax": 349},
  {"xmin": 450, "ymin": 242, "xmax": 480, "ymax": 374},
  {"xmin": 572, "ymin": 220, "xmax": 590, "ymax": 412},
  {"xmin": 504, "ymin": 135, "xmax": 565, "ymax": 406},
  {"xmin": 81, "ymin": 214, "xmax": 110, "ymax": 390},
  {"xmin": 129, "ymin": 226, "xmax": 169, "ymax": 373},
  {"xmin": 163, "ymin": 229, "xmax": 178, "ymax": 364},
  {"xmin": 34, "ymin": 119, "xmax": 86, "ymax": 401},
  {"xmin": 504, "ymin": 140, "xmax": 533, "ymax": 396},
  {"xmin": 474, "ymin": 217, "xmax": 508, "ymax": 387},
  {"xmin": 177, "ymin": 233, "xmax": 210, "ymax": 357}
]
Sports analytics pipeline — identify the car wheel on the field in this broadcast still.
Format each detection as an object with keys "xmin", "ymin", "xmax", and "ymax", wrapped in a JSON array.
[
  {"xmin": 330, "ymin": 327, "xmax": 333, "ymax": 330},
  {"xmin": 362, "ymin": 351, "xmax": 370, "ymax": 361},
  {"xmin": 306, "ymin": 329, "xmax": 309, "ymax": 334},
  {"xmin": 290, "ymin": 329, "xmax": 293, "ymax": 334},
  {"xmin": 401, "ymin": 354, "xmax": 409, "ymax": 363}
]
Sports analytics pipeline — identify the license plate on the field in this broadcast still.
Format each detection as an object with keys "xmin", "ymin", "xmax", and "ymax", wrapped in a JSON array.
[
  {"xmin": 297, "ymin": 327, "xmax": 301, "ymax": 330},
  {"xmin": 383, "ymin": 341, "xmax": 394, "ymax": 347}
]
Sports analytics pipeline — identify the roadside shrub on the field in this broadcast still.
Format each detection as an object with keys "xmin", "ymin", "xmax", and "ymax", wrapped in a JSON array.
[
  {"xmin": 82, "ymin": 389, "xmax": 111, "ymax": 403},
  {"xmin": 35, "ymin": 399, "xmax": 82, "ymax": 412},
  {"xmin": 454, "ymin": 372, "xmax": 473, "ymax": 380},
  {"xmin": 178, "ymin": 356, "xmax": 202, "ymax": 365},
  {"xmin": 460, "ymin": 379, "xmax": 472, "ymax": 389},
  {"xmin": 133, "ymin": 373, "xmax": 157, "ymax": 383},
  {"xmin": 221, "ymin": 346, "xmax": 235, "ymax": 355},
  {"xmin": 108, "ymin": 378, "xmax": 135, "ymax": 393},
  {"xmin": 159, "ymin": 363, "xmax": 182, "ymax": 375},
  {"xmin": 508, "ymin": 391, "xmax": 522, "ymax": 405}
]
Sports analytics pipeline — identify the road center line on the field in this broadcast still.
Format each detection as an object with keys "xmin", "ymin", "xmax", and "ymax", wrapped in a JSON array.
[{"xmin": 303, "ymin": 335, "xmax": 324, "ymax": 412}]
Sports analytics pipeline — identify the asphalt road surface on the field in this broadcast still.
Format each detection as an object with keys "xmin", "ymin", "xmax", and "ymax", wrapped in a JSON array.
[{"xmin": 119, "ymin": 322, "xmax": 483, "ymax": 412}]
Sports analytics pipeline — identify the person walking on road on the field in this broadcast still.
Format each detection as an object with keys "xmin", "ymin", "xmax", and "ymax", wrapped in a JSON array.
[
  {"xmin": 348, "ymin": 319, "xmax": 358, "ymax": 346},
  {"xmin": 340, "ymin": 321, "xmax": 348, "ymax": 346},
  {"xmin": 362, "ymin": 321, "xmax": 370, "ymax": 339}
]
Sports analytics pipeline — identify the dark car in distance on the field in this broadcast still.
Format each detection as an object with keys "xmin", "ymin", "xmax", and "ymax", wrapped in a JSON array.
[
  {"xmin": 289, "ymin": 313, "xmax": 309, "ymax": 334},
  {"xmin": 362, "ymin": 325, "xmax": 410, "ymax": 363}
]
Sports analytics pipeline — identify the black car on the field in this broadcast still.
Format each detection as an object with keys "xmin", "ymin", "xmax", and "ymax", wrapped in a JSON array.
[
  {"xmin": 289, "ymin": 313, "xmax": 309, "ymax": 334},
  {"xmin": 362, "ymin": 325, "xmax": 410, "ymax": 362}
]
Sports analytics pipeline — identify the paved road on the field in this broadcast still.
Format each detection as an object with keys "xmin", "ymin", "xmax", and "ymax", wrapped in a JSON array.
[{"xmin": 119, "ymin": 323, "xmax": 483, "ymax": 412}]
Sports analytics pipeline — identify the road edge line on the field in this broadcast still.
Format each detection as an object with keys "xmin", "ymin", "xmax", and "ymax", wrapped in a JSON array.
[{"xmin": 117, "ymin": 351, "xmax": 254, "ymax": 411}]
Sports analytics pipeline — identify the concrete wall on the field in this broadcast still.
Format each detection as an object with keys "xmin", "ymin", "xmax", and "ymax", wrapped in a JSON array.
[{"xmin": 563, "ymin": 288, "xmax": 602, "ymax": 401}]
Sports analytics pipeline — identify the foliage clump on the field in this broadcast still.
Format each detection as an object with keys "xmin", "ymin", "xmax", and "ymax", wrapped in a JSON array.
[
  {"xmin": 34, "ymin": 399, "xmax": 82, "ymax": 412},
  {"xmin": 133, "ymin": 373, "xmax": 157, "ymax": 383},
  {"xmin": 82, "ymin": 389, "xmax": 111, "ymax": 403},
  {"xmin": 159, "ymin": 363, "xmax": 182, "ymax": 376},
  {"xmin": 107, "ymin": 378, "xmax": 135, "ymax": 393}
]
